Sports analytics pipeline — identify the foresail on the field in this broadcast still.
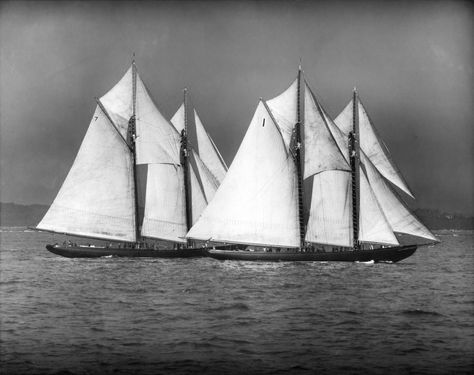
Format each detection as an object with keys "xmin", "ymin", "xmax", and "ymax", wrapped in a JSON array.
[
  {"xmin": 322, "ymin": 107, "xmax": 399, "ymax": 245},
  {"xmin": 194, "ymin": 110, "xmax": 228, "ymax": 183},
  {"xmin": 99, "ymin": 66, "xmax": 133, "ymax": 139},
  {"xmin": 141, "ymin": 163, "xmax": 187, "ymax": 242},
  {"xmin": 37, "ymin": 106, "xmax": 136, "ymax": 242},
  {"xmin": 305, "ymin": 171, "xmax": 353, "ymax": 247},
  {"xmin": 335, "ymin": 99, "xmax": 414, "ymax": 197},
  {"xmin": 266, "ymin": 78, "xmax": 298, "ymax": 149},
  {"xmin": 135, "ymin": 74, "xmax": 181, "ymax": 165},
  {"xmin": 187, "ymin": 101, "xmax": 300, "ymax": 247},
  {"xmin": 303, "ymin": 83, "xmax": 350, "ymax": 179},
  {"xmin": 362, "ymin": 154, "xmax": 437, "ymax": 242}
]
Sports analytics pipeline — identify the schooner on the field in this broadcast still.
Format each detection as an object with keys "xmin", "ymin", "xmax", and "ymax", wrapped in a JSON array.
[
  {"xmin": 187, "ymin": 67, "xmax": 438, "ymax": 262},
  {"xmin": 37, "ymin": 61, "xmax": 227, "ymax": 258}
]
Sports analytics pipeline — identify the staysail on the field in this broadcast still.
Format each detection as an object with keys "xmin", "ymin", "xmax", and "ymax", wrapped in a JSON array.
[
  {"xmin": 37, "ymin": 105, "xmax": 136, "ymax": 242},
  {"xmin": 187, "ymin": 101, "xmax": 300, "ymax": 247},
  {"xmin": 194, "ymin": 110, "xmax": 228, "ymax": 184},
  {"xmin": 335, "ymin": 97, "xmax": 414, "ymax": 198},
  {"xmin": 361, "ymin": 153, "xmax": 437, "ymax": 241}
]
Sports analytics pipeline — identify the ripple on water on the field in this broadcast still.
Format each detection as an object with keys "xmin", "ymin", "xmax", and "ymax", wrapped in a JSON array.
[{"xmin": 0, "ymin": 230, "xmax": 473, "ymax": 374}]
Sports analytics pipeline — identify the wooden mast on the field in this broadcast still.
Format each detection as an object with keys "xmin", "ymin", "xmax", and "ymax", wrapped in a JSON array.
[
  {"xmin": 181, "ymin": 88, "xmax": 192, "ymax": 247},
  {"xmin": 295, "ymin": 65, "xmax": 305, "ymax": 249},
  {"xmin": 349, "ymin": 88, "xmax": 360, "ymax": 250},
  {"xmin": 129, "ymin": 57, "xmax": 141, "ymax": 243}
]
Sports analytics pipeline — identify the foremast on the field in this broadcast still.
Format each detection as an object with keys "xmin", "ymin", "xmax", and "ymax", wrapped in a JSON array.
[
  {"xmin": 294, "ymin": 66, "xmax": 305, "ymax": 249},
  {"xmin": 181, "ymin": 88, "xmax": 193, "ymax": 247},
  {"xmin": 129, "ymin": 59, "xmax": 141, "ymax": 243},
  {"xmin": 349, "ymin": 88, "xmax": 360, "ymax": 250}
]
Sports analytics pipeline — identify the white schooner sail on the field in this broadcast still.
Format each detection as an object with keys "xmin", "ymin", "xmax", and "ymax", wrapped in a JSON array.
[
  {"xmin": 187, "ymin": 68, "xmax": 437, "ymax": 248},
  {"xmin": 37, "ymin": 63, "xmax": 226, "ymax": 244},
  {"xmin": 329, "ymin": 97, "xmax": 436, "ymax": 242}
]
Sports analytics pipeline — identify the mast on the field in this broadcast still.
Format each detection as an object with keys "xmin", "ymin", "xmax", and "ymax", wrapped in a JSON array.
[
  {"xmin": 349, "ymin": 88, "xmax": 360, "ymax": 250},
  {"xmin": 181, "ymin": 88, "xmax": 192, "ymax": 247},
  {"xmin": 294, "ymin": 65, "xmax": 305, "ymax": 249},
  {"xmin": 129, "ymin": 58, "xmax": 140, "ymax": 243}
]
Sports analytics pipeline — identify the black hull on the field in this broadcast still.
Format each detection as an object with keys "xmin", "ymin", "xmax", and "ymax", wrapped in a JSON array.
[
  {"xmin": 208, "ymin": 245, "xmax": 417, "ymax": 263},
  {"xmin": 46, "ymin": 245, "xmax": 208, "ymax": 258}
]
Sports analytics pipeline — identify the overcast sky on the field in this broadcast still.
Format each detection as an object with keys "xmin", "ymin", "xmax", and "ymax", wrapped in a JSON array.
[{"xmin": 0, "ymin": 0, "xmax": 472, "ymax": 215}]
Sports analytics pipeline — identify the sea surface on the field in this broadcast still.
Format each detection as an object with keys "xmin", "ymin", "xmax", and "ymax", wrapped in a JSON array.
[{"xmin": 0, "ymin": 228, "xmax": 473, "ymax": 375}]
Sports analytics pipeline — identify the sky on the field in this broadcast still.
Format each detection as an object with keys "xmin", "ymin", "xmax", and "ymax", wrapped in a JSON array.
[{"xmin": 0, "ymin": 0, "xmax": 472, "ymax": 215}]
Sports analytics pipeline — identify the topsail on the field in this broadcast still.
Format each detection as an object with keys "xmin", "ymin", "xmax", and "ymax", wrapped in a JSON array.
[{"xmin": 334, "ymin": 98, "xmax": 414, "ymax": 198}]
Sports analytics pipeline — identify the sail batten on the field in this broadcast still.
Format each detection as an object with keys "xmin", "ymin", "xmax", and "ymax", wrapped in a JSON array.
[{"xmin": 37, "ymin": 105, "xmax": 136, "ymax": 242}]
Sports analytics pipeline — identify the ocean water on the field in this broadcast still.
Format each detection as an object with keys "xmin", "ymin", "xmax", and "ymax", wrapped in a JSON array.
[{"xmin": 0, "ymin": 229, "xmax": 473, "ymax": 375}]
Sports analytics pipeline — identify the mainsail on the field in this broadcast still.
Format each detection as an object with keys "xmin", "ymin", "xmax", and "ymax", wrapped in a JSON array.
[
  {"xmin": 36, "ymin": 105, "xmax": 136, "ymax": 242},
  {"xmin": 38, "ymin": 63, "xmax": 227, "ymax": 244},
  {"xmin": 187, "ymin": 101, "xmax": 300, "ymax": 247}
]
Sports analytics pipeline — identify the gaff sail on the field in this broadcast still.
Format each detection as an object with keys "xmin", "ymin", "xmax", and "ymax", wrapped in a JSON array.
[
  {"xmin": 37, "ymin": 105, "xmax": 136, "ymax": 242},
  {"xmin": 187, "ymin": 101, "xmax": 300, "ymax": 247}
]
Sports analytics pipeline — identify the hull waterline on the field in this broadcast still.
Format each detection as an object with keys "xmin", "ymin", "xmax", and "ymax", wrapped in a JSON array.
[
  {"xmin": 208, "ymin": 245, "xmax": 417, "ymax": 263},
  {"xmin": 46, "ymin": 244, "xmax": 209, "ymax": 258}
]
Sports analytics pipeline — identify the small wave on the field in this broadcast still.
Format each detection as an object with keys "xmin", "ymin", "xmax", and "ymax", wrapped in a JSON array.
[
  {"xmin": 209, "ymin": 302, "xmax": 250, "ymax": 312},
  {"xmin": 335, "ymin": 319, "xmax": 360, "ymax": 326},
  {"xmin": 339, "ymin": 310, "xmax": 362, "ymax": 315},
  {"xmin": 401, "ymin": 309, "xmax": 443, "ymax": 316},
  {"xmin": 401, "ymin": 347, "xmax": 429, "ymax": 353}
]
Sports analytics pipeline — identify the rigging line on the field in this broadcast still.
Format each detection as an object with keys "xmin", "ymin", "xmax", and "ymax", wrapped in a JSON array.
[{"xmin": 95, "ymin": 98, "xmax": 132, "ymax": 151}]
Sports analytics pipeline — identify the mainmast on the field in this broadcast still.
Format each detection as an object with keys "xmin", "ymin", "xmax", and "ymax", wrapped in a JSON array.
[
  {"xmin": 349, "ymin": 88, "xmax": 360, "ymax": 250},
  {"xmin": 129, "ymin": 58, "xmax": 141, "ymax": 242},
  {"xmin": 294, "ymin": 65, "xmax": 305, "ymax": 249},
  {"xmin": 181, "ymin": 88, "xmax": 192, "ymax": 247}
]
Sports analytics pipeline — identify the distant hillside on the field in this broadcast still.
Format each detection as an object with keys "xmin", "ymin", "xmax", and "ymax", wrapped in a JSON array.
[
  {"xmin": 0, "ymin": 202, "xmax": 472, "ymax": 229},
  {"xmin": 414, "ymin": 209, "xmax": 473, "ymax": 230},
  {"xmin": 0, "ymin": 203, "xmax": 49, "ymax": 227}
]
